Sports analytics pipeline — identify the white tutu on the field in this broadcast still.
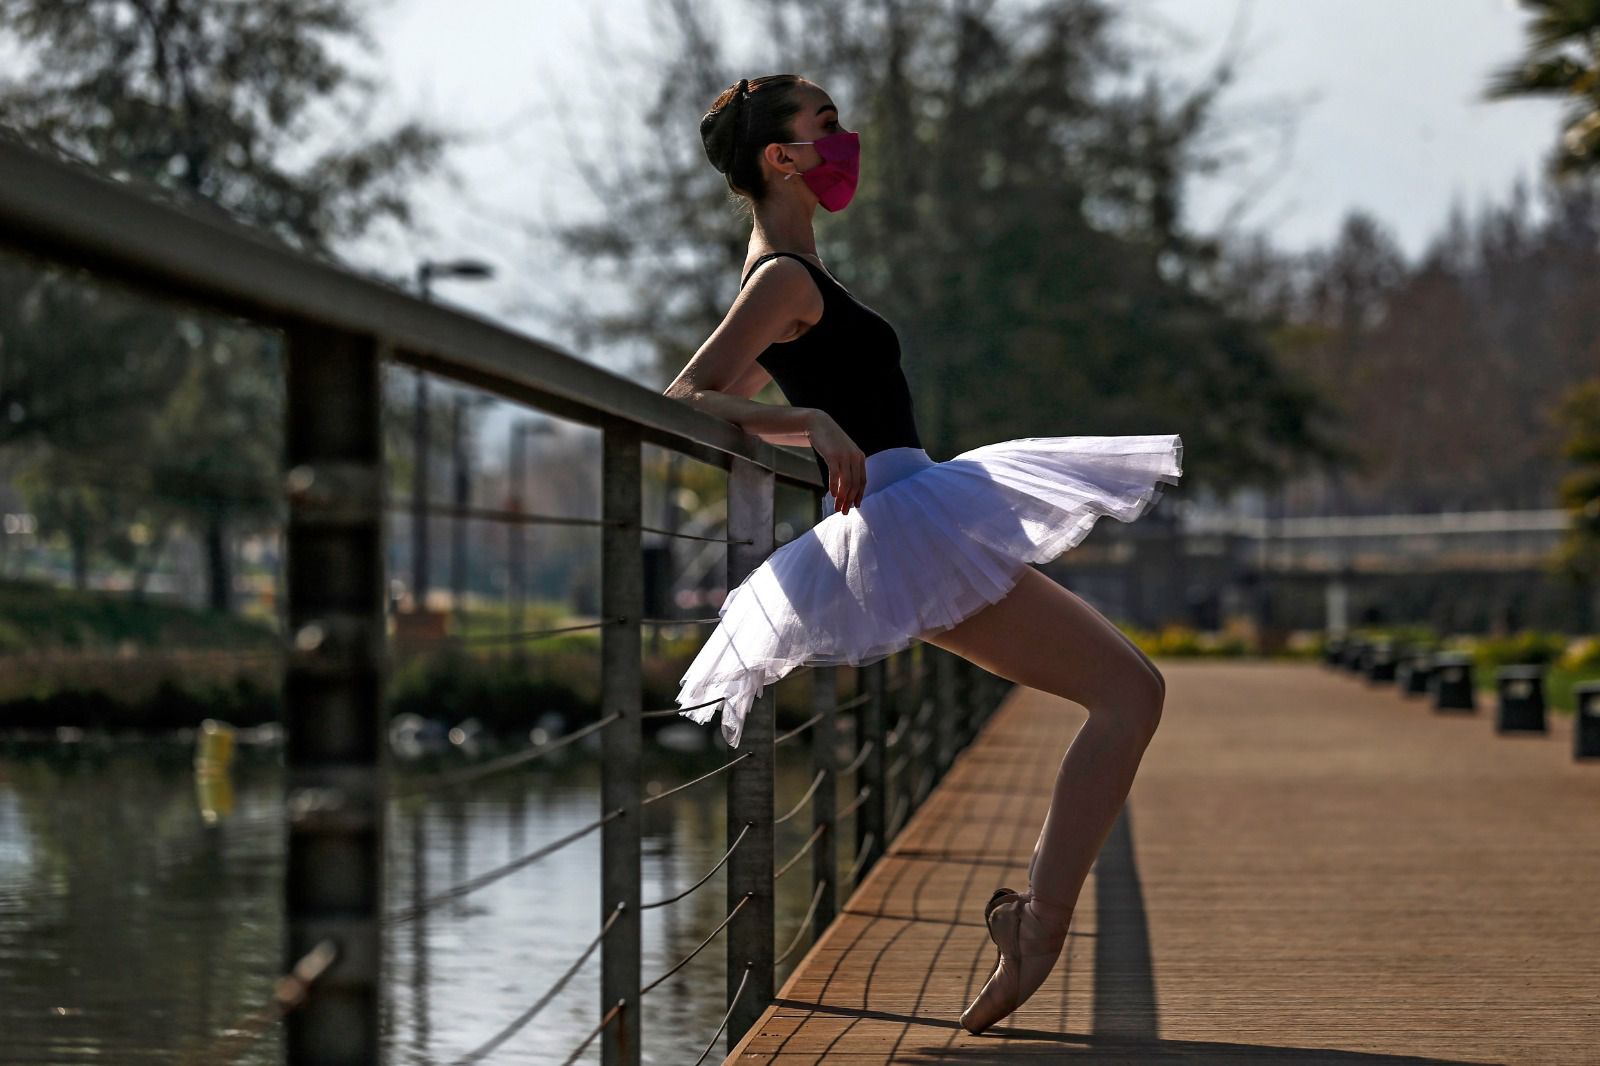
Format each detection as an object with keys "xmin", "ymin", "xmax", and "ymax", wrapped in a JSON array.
[{"xmin": 675, "ymin": 434, "xmax": 1184, "ymax": 748}]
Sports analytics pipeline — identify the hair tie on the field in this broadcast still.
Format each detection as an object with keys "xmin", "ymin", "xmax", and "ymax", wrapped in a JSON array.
[{"xmin": 734, "ymin": 78, "xmax": 752, "ymax": 157}]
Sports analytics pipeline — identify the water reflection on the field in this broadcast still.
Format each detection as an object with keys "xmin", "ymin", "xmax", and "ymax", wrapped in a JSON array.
[{"xmin": 0, "ymin": 739, "xmax": 849, "ymax": 1064}]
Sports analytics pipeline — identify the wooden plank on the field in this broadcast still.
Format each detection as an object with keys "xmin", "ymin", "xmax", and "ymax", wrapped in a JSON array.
[{"xmin": 726, "ymin": 660, "xmax": 1600, "ymax": 1064}]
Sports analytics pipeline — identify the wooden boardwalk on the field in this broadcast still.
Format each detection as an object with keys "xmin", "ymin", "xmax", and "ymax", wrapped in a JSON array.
[{"xmin": 726, "ymin": 660, "xmax": 1600, "ymax": 1064}]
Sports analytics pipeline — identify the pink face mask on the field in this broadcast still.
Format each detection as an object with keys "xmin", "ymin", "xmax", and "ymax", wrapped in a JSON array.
[{"xmin": 782, "ymin": 130, "xmax": 860, "ymax": 212}]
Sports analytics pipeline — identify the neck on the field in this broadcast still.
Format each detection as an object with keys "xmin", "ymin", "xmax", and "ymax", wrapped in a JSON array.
[{"xmin": 751, "ymin": 195, "xmax": 819, "ymax": 256}]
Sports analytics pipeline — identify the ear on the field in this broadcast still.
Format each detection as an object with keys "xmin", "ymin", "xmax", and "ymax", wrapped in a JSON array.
[{"xmin": 764, "ymin": 141, "xmax": 801, "ymax": 179}]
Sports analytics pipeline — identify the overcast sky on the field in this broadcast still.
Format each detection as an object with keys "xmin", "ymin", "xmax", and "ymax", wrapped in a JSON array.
[{"xmin": 356, "ymin": 0, "xmax": 1566, "ymax": 371}]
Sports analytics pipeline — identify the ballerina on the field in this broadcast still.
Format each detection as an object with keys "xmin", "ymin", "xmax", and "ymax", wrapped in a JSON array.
[{"xmin": 663, "ymin": 73, "xmax": 1182, "ymax": 1035}]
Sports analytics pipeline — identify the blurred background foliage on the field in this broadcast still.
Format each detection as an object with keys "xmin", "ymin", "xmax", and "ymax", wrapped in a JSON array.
[{"xmin": 0, "ymin": 0, "xmax": 1595, "ymax": 729}]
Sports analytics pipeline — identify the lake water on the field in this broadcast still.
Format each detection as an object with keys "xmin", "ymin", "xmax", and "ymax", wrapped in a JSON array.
[{"xmin": 0, "ymin": 735, "xmax": 855, "ymax": 1065}]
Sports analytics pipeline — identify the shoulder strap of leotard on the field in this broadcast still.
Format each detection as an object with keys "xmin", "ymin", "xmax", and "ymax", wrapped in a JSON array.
[{"xmin": 740, "ymin": 250, "xmax": 836, "ymax": 292}]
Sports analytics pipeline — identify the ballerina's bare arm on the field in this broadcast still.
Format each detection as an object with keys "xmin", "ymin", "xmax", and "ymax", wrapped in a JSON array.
[
  {"xmin": 662, "ymin": 256, "xmax": 817, "ymax": 432},
  {"xmin": 663, "ymin": 257, "xmax": 868, "ymax": 511}
]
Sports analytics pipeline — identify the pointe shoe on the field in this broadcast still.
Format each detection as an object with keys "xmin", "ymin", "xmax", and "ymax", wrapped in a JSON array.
[
  {"xmin": 959, "ymin": 890, "xmax": 1071, "ymax": 1035},
  {"xmin": 982, "ymin": 886, "xmax": 1022, "ymax": 922}
]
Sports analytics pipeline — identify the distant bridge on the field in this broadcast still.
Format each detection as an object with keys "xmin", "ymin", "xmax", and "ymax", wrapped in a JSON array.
[{"xmin": 1182, "ymin": 507, "xmax": 1573, "ymax": 575}]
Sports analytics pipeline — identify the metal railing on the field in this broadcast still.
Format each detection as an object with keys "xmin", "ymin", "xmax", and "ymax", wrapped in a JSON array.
[{"xmin": 0, "ymin": 132, "xmax": 1011, "ymax": 1064}]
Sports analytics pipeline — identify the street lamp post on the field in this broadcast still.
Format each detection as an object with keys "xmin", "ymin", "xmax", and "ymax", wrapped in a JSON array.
[
  {"xmin": 411, "ymin": 258, "xmax": 495, "ymax": 616},
  {"xmin": 507, "ymin": 417, "xmax": 558, "ymax": 657},
  {"xmin": 451, "ymin": 394, "xmax": 491, "ymax": 636}
]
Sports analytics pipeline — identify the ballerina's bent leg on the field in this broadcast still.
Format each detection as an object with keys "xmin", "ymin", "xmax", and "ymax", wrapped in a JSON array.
[{"xmin": 919, "ymin": 565, "xmax": 1165, "ymax": 1031}]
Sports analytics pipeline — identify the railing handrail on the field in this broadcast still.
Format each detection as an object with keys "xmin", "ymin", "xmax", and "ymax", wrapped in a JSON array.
[
  {"xmin": 1185, "ymin": 507, "xmax": 1573, "ymax": 539},
  {"xmin": 0, "ymin": 129, "xmax": 1016, "ymax": 1066},
  {"xmin": 0, "ymin": 131, "xmax": 823, "ymax": 488}
]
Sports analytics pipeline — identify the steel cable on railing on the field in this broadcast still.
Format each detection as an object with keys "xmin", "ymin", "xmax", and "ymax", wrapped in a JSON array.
[
  {"xmin": 640, "ymin": 821, "xmax": 752, "ymax": 911},
  {"xmin": 773, "ymin": 823, "xmax": 826, "ymax": 882},
  {"xmin": 774, "ymin": 769, "xmax": 827, "ymax": 826},
  {"xmin": 640, "ymin": 892, "xmax": 752, "ymax": 996},
  {"xmin": 846, "ymin": 832, "xmax": 876, "ymax": 884},
  {"xmin": 448, "ymin": 902, "xmax": 625, "ymax": 1065},
  {"xmin": 384, "ymin": 497, "xmax": 757, "ymax": 546},
  {"xmin": 888, "ymin": 793, "xmax": 911, "ymax": 837},
  {"xmin": 838, "ymin": 740, "xmax": 876, "ymax": 778},
  {"xmin": 176, "ymin": 939, "xmax": 338, "ymax": 1066},
  {"xmin": 691, "ymin": 961, "xmax": 754, "ymax": 1066},
  {"xmin": 641, "ymin": 680, "xmax": 871, "ymax": 727},
  {"xmin": 385, "ymin": 497, "xmax": 611, "ymax": 530},
  {"xmin": 833, "ymin": 691, "xmax": 873, "ymax": 714},
  {"xmin": 557, "ymin": 999, "xmax": 626, "ymax": 1066},
  {"xmin": 23, "ymin": 469, "xmax": 763, "ymax": 544},
  {"xmin": 774, "ymin": 879, "xmax": 829, "ymax": 967},
  {"xmin": 80, "ymin": 625, "xmax": 621, "ymax": 670},
  {"xmin": 774, "ymin": 709, "xmax": 825, "ymax": 747},
  {"xmin": 639, "ymin": 522, "xmax": 753, "ymax": 544},
  {"xmin": 887, "ymin": 753, "xmax": 909, "ymax": 782},
  {"xmin": 884, "ymin": 711, "xmax": 913, "ymax": 751},
  {"xmin": 393, "ymin": 711, "xmax": 623, "ymax": 799},
  {"xmin": 885, "ymin": 665, "xmax": 926, "ymax": 693},
  {"xmin": 159, "ymin": 617, "xmax": 619, "ymax": 665},
  {"xmin": 385, "ymin": 808, "xmax": 624, "ymax": 925},
  {"xmin": 434, "ymin": 618, "xmax": 614, "ymax": 647},
  {"xmin": 640, "ymin": 751, "xmax": 755, "ymax": 808},
  {"xmin": 837, "ymin": 785, "xmax": 871, "ymax": 820},
  {"xmin": 640, "ymin": 695, "xmax": 721, "ymax": 719}
]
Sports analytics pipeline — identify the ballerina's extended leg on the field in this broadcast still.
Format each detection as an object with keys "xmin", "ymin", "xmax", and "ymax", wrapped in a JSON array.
[{"xmin": 919, "ymin": 567, "xmax": 1166, "ymax": 1036}]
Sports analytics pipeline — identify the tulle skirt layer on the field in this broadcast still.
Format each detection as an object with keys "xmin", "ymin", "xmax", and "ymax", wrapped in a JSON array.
[{"xmin": 675, "ymin": 433, "xmax": 1184, "ymax": 748}]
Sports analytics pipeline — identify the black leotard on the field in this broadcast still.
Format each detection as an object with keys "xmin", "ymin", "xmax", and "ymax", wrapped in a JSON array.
[{"xmin": 738, "ymin": 251, "xmax": 924, "ymax": 488}]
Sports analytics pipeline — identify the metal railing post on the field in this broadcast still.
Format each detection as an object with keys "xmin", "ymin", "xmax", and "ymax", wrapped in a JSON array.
[
  {"xmin": 811, "ymin": 663, "xmax": 839, "ymax": 942},
  {"xmin": 953, "ymin": 656, "xmax": 966, "ymax": 745},
  {"xmin": 599, "ymin": 426, "xmax": 643, "ymax": 1066},
  {"xmin": 725, "ymin": 456, "xmax": 775, "ymax": 1051},
  {"xmin": 981, "ymin": 666, "xmax": 997, "ymax": 724},
  {"xmin": 910, "ymin": 648, "xmax": 934, "ymax": 806},
  {"xmin": 890, "ymin": 651, "xmax": 913, "ymax": 839},
  {"xmin": 282, "ymin": 322, "xmax": 385, "ymax": 1065},
  {"xmin": 856, "ymin": 658, "xmax": 888, "ymax": 879},
  {"xmin": 934, "ymin": 647, "xmax": 957, "ymax": 776}
]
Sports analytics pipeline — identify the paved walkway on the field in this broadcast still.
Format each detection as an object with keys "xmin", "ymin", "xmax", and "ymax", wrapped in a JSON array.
[{"xmin": 725, "ymin": 660, "xmax": 1600, "ymax": 1064}]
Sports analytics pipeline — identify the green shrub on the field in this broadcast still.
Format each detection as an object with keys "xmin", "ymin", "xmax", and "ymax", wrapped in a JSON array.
[
  {"xmin": 1467, "ymin": 630, "xmax": 1572, "ymax": 671},
  {"xmin": 1557, "ymin": 636, "xmax": 1600, "ymax": 672},
  {"xmin": 0, "ymin": 576, "xmax": 280, "ymax": 655},
  {"xmin": 387, "ymin": 643, "xmax": 598, "ymax": 732},
  {"xmin": 0, "ymin": 672, "xmax": 277, "ymax": 731},
  {"xmin": 1123, "ymin": 624, "xmax": 1248, "ymax": 657}
]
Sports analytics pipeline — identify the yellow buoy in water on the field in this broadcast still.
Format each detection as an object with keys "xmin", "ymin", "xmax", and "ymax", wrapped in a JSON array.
[
  {"xmin": 195, "ymin": 718, "xmax": 237, "ymax": 773},
  {"xmin": 194, "ymin": 719, "xmax": 238, "ymax": 825},
  {"xmin": 195, "ymin": 771, "xmax": 236, "ymax": 825}
]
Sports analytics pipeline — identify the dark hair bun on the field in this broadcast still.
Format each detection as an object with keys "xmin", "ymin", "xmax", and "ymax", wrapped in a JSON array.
[
  {"xmin": 699, "ymin": 74, "xmax": 803, "ymax": 205},
  {"xmin": 700, "ymin": 79, "xmax": 749, "ymax": 175}
]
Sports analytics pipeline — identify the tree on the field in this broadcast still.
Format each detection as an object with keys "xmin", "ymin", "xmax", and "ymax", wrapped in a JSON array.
[
  {"xmin": 0, "ymin": 0, "xmax": 452, "ymax": 610},
  {"xmin": 1483, "ymin": 0, "xmax": 1600, "ymax": 178},
  {"xmin": 544, "ymin": 0, "xmax": 1346, "ymax": 494},
  {"xmin": 1256, "ymin": 179, "xmax": 1600, "ymax": 518},
  {"xmin": 1553, "ymin": 378, "xmax": 1600, "ymax": 585},
  {"xmin": 1485, "ymin": 0, "xmax": 1600, "ymax": 587}
]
